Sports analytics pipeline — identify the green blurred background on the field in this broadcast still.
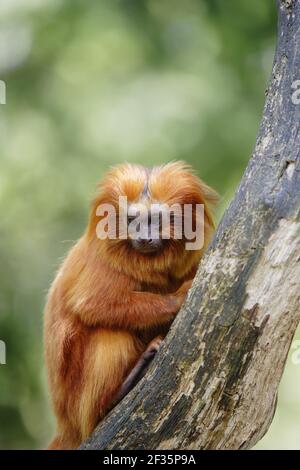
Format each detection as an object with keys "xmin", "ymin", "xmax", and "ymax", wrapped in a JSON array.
[{"xmin": 0, "ymin": 0, "xmax": 299, "ymax": 450}]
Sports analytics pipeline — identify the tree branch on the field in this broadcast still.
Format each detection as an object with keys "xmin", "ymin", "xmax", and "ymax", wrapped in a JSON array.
[{"xmin": 81, "ymin": 0, "xmax": 300, "ymax": 450}]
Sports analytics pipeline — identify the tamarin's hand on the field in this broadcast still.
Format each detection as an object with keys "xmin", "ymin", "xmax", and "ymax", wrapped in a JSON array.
[
  {"xmin": 44, "ymin": 161, "xmax": 218, "ymax": 450},
  {"xmin": 175, "ymin": 279, "xmax": 193, "ymax": 304},
  {"xmin": 127, "ymin": 285, "xmax": 191, "ymax": 328}
]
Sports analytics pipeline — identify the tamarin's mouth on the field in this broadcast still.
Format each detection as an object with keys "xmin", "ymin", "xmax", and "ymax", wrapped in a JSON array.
[{"xmin": 130, "ymin": 238, "xmax": 163, "ymax": 255}]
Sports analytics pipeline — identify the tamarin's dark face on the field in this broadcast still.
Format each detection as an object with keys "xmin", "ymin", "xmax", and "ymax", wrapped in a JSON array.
[
  {"xmin": 126, "ymin": 192, "xmax": 184, "ymax": 255},
  {"xmin": 126, "ymin": 201, "xmax": 165, "ymax": 254},
  {"xmin": 88, "ymin": 162, "xmax": 217, "ymax": 280}
]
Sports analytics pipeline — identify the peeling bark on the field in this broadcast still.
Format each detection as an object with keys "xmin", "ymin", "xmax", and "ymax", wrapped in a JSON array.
[{"xmin": 81, "ymin": 0, "xmax": 300, "ymax": 450}]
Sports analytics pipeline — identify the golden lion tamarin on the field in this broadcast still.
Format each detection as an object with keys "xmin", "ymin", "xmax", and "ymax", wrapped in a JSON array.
[{"xmin": 44, "ymin": 161, "xmax": 217, "ymax": 449}]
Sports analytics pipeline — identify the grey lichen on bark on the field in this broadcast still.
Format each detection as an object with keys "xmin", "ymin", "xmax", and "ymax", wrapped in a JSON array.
[{"xmin": 81, "ymin": 0, "xmax": 300, "ymax": 450}]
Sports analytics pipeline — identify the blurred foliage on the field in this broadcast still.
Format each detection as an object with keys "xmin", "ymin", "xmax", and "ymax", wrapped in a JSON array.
[{"xmin": 0, "ymin": 0, "xmax": 299, "ymax": 450}]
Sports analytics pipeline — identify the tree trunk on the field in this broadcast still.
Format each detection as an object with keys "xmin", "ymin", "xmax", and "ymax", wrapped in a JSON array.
[{"xmin": 81, "ymin": 0, "xmax": 300, "ymax": 450}]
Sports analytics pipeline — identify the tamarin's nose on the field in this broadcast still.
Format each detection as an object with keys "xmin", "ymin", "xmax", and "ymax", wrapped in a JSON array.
[{"xmin": 136, "ymin": 237, "xmax": 153, "ymax": 244}]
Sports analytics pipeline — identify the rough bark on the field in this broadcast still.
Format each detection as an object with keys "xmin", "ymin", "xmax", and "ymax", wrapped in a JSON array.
[{"xmin": 81, "ymin": 0, "xmax": 300, "ymax": 450}]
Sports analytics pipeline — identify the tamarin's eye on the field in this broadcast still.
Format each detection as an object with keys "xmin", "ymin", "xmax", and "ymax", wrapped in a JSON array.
[{"xmin": 127, "ymin": 215, "xmax": 136, "ymax": 224}]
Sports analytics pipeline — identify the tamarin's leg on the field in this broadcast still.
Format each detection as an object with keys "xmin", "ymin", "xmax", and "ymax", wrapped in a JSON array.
[
  {"xmin": 77, "ymin": 329, "xmax": 143, "ymax": 442},
  {"xmin": 47, "ymin": 328, "xmax": 143, "ymax": 449},
  {"xmin": 114, "ymin": 336, "xmax": 163, "ymax": 405}
]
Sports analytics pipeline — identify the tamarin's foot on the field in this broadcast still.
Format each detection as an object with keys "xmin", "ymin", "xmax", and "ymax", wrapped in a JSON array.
[{"xmin": 114, "ymin": 336, "xmax": 163, "ymax": 405}]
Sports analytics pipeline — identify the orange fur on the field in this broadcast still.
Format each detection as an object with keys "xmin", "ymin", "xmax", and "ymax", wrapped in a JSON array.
[{"xmin": 44, "ymin": 161, "xmax": 218, "ymax": 449}]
